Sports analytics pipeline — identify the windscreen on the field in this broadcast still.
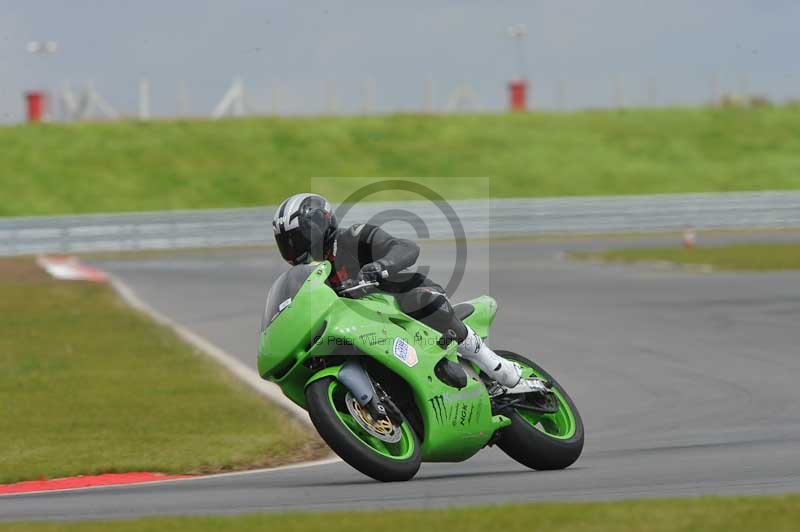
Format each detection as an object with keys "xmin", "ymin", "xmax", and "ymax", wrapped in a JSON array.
[{"xmin": 260, "ymin": 263, "xmax": 319, "ymax": 331}]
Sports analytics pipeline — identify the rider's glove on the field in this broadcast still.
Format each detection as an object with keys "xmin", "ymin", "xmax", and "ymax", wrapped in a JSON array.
[{"xmin": 359, "ymin": 261, "xmax": 387, "ymax": 282}]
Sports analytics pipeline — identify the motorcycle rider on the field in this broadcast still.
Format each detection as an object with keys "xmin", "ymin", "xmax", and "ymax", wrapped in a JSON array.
[{"xmin": 272, "ymin": 193, "xmax": 524, "ymax": 389}]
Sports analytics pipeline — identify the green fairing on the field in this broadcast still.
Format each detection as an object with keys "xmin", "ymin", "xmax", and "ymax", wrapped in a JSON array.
[
  {"xmin": 461, "ymin": 294, "xmax": 498, "ymax": 339},
  {"xmin": 258, "ymin": 261, "xmax": 512, "ymax": 462}
]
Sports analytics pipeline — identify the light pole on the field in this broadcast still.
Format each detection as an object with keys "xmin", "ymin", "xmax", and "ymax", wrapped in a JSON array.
[
  {"xmin": 25, "ymin": 40, "xmax": 58, "ymax": 122},
  {"xmin": 507, "ymin": 24, "xmax": 527, "ymax": 80},
  {"xmin": 506, "ymin": 24, "xmax": 528, "ymax": 111}
]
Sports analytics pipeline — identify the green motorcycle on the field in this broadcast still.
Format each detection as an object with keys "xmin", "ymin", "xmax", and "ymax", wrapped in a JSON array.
[{"xmin": 258, "ymin": 261, "xmax": 583, "ymax": 481}]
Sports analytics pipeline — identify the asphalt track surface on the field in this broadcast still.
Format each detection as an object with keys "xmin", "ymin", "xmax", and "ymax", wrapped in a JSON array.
[{"xmin": 3, "ymin": 234, "xmax": 800, "ymax": 521}]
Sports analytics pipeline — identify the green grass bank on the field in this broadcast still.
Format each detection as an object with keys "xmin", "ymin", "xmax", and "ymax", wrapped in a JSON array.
[
  {"xmin": 0, "ymin": 258, "xmax": 327, "ymax": 484},
  {"xmin": 573, "ymin": 242, "xmax": 800, "ymax": 271},
  {"xmin": 2, "ymin": 494, "xmax": 799, "ymax": 531},
  {"xmin": 3, "ymin": 106, "xmax": 800, "ymax": 216}
]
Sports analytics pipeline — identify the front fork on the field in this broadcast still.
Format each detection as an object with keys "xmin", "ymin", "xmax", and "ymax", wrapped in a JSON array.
[{"xmin": 338, "ymin": 359, "xmax": 388, "ymax": 418}]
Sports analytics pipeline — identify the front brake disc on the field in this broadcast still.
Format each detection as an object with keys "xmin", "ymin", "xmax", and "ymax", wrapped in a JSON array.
[{"xmin": 345, "ymin": 392, "xmax": 402, "ymax": 443}]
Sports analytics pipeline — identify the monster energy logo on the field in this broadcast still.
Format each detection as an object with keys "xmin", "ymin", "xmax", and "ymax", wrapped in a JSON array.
[
  {"xmin": 429, "ymin": 395, "xmax": 447, "ymax": 424},
  {"xmin": 429, "ymin": 394, "xmax": 481, "ymax": 426}
]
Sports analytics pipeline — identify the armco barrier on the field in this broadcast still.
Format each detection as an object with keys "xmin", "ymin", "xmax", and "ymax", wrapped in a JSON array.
[{"xmin": 1, "ymin": 191, "xmax": 799, "ymax": 256}]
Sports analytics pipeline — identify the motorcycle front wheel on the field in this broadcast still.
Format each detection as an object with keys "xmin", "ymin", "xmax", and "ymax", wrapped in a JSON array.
[
  {"xmin": 494, "ymin": 350, "xmax": 584, "ymax": 470},
  {"xmin": 306, "ymin": 376, "xmax": 421, "ymax": 482}
]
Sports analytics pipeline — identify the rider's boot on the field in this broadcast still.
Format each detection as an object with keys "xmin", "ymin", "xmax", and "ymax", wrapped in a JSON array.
[{"xmin": 457, "ymin": 325, "xmax": 522, "ymax": 387}]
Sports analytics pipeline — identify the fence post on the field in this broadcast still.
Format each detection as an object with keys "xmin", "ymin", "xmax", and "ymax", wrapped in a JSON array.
[
  {"xmin": 138, "ymin": 79, "xmax": 150, "ymax": 119},
  {"xmin": 362, "ymin": 77, "xmax": 375, "ymax": 114},
  {"xmin": 425, "ymin": 77, "xmax": 435, "ymax": 113},
  {"xmin": 179, "ymin": 81, "xmax": 189, "ymax": 116},
  {"xmin": 271, "ymin": 82, "xmax": 281, "ymax": 115},
  {"xmin": 647, "ymin": 78, "xmax": 658, "ymax": 107},
  {"xmin": 326, "ymin": 81, "xmax": 338, "ymax": 114},
  {"xmin": 711, "ymin": 72, "xmax": 720, "ymax": 106},
  {"xmin": 557, "ymin": 80, "xmax": 566, "ymax": 111},
  {"xmin": 614, "ymin": 75, "xmax": 625, "ymax": 109}
]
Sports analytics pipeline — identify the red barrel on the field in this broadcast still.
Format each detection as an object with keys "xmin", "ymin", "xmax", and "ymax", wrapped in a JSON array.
[
  {"xmin": 508, "ymin": 80, "xmax": 527, "ymax": 112},
  {"xmin": 25, "ymin": 91, "xmax": 47, "ymax": 122}
]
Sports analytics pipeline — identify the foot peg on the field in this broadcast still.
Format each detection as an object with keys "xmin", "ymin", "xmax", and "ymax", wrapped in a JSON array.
[{"xmin": 503, "ymin": 376, "xmax": 552, "ymax": 396}]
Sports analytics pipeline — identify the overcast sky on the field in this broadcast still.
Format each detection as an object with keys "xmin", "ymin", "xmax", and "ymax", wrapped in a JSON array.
[{"xmin": 1, "ymin": 1, "xmax": 797, "ymax": 122}]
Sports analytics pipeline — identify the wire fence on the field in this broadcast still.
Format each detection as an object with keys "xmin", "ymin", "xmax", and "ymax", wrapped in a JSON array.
[
  {"xmin": 36, "ymin": 73, "xmax": 785, "ymax": 123},
  {"xmin": 2, "ymin": 191, "xmax": 799, "ymax": 256}
]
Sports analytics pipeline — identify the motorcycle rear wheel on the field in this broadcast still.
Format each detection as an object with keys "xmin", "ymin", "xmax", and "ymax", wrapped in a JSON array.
[
  {"xmin": 306, "ymin": 377, "xmax": 422, "ymax": 482},
  {"xmin": 495, "ymin": 351, "xmax": 584, "ymax": 470}
]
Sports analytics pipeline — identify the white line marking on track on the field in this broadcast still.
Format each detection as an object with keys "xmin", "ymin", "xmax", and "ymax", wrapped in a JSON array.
[
  {"xmin": 3, "ymin": 264, "xmax": 344, "ymax": 501},
  {"xmin": 0, "ymin": 457, "xmax": 343, "ymax": 499},
  {"xmin": 109, "ymin": 274, "xmax": 314, "ymax": 426}
]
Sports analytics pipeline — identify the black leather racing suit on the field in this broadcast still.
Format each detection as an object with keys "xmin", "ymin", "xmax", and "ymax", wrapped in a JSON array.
[{"xmin": 325, "ymin": 223, "xmax": 468, "ymax": 342}]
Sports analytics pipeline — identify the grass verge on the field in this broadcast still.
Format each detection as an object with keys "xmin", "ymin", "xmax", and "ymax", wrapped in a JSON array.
[
  {"xmin": 3, "ymin": 106, "xmax": 800, "ymax": 216},
  {"xmin": 572, "ymin": 242, "xmax": 800, "ymax": 271},
  {"xmin": 2, "ymin": 494, "xmax": 799, "ymax": 531},
  {"xmin": 0, "ymin": 258, "xmax": 327, "ymax": 484}
]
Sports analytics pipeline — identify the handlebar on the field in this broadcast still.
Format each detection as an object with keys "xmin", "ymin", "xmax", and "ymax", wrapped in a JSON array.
[{"xmin": 336, "ymin": 270, "xmax": 389, "ymax": 296}]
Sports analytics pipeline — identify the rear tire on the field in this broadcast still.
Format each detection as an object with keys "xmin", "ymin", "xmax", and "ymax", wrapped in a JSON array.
[
  {"xmin": 495, "ymin": 351, "xmax": 584, "ymax": 470},
  {"xmin": 306, "ymin": 377, "xmax": 421, "ymax": 482}
]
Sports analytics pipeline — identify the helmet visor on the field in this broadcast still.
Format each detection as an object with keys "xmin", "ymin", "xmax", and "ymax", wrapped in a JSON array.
[{"xmin": 275, "ymin": 226, "xmax": 311, "ymax": 265}]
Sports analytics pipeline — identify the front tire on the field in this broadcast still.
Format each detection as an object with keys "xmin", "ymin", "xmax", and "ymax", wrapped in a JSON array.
[
  {"xmin": 495, "ymin": 351, "xmax": 584, "ymax": 470},
  {"xmin": 306, "ymin": 377, "xmax": 421, "ymax": 482}
]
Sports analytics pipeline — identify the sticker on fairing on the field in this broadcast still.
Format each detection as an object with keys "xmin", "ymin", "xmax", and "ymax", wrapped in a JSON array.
[
  {"xmin": 270, "ymin": 298, "xmax": 293, "ymax": 322},
  {"xmin": 392, "ymin": 337, "xmax": 418, "ymax": 367}
]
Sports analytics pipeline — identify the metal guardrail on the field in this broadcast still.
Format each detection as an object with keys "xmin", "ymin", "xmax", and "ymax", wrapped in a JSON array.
[{"xmin": 2, "ymin": 191, "xmax": 799, "ymax": 256}]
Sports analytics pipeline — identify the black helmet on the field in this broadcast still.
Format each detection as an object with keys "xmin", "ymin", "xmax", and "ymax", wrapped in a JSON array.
[{"xmin": 272, "ymin": 193, "xmax": 338, "ymax": 265}]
